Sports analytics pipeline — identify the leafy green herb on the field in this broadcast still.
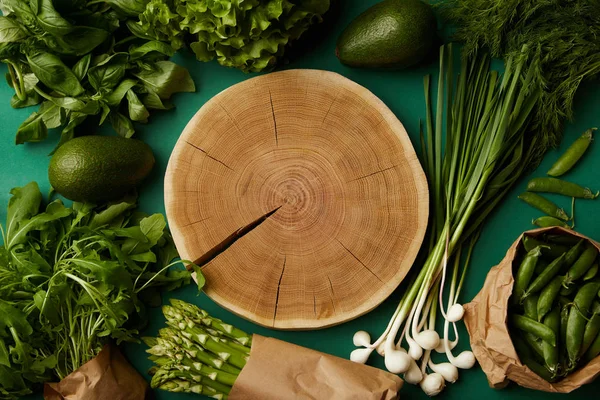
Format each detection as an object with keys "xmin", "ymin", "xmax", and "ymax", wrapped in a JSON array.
[{"xmin": 0, "ymin": 182, "xmax": 199, "ymax": 398}]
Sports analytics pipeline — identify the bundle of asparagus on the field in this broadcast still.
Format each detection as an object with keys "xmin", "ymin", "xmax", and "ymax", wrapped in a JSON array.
[{"xmin": 143, "ymin": 299, "xmax": 252, "ymax": 399}]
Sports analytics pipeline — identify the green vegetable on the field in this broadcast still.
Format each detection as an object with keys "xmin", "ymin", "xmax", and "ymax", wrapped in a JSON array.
[
  {"xmin": 0, "ymin": 0, "xmax": 195, "ymax": 146},
  {"xmin": 537, "ymin": 276, "xmax": 564, "ymax": 322},
  {"xmin": 527, "ymin": 177, "xmax": 598, "ymax": 199},
  {"xmin": 522, "ymin": 236, "xmax": 567, "ymax": 259},
  {"xmin": 541, "ymin": 307, "xmax": 561, "ymax": 373},
  {"xmin": 523, "ymin": 254, "xmax": 566, "ymax": 299},
  {"xmin": 335, "ymin": 0, "xmax": 437, "ymax": 69},
  {"xmin": 581, "ymin": 307, "xmax": 600, "ymax": 356},
  {"xmin": 566, "ymin": 282, "xmax": 600, "ymax": 368},
  {"xmin": 548, "ymin": 128, "xmax": 596, "ymax": 177},
  {"xmin": 564, "ymin": 244, "xmax": 598, "ymax": 287},
  {"xmin": 145, "ymin": 300, "xmax": 252, "ymax": 397},
  {"xmin": 513, "ymin": 336, "xmax": 556, "ymax": 382},
  {"xmin": 0, "ymin": 182, "xmax": 199, "ymax": 398},
  {"xmin": 513, "ymin": 246, "xmax": 543, "ymax": 305},
  {"xmin": 523, "ymin": 294, "xmax": 539, "ymax": 321},
  {"xmin": 532, "ymin": 216, "xmax": 571, "ymax": 230},
  {"xmin": 443, "ymin": 0, "xmax": 600, "ymax": 166},
  {"xmin": 583, "ymin": 263, "xmax": 598, "ymax": 281},
  {"xmin": 511, "ymin": 314, "xmax": 556, "ymax": 347},
  {"xmin": 518, "ymin": 192, "xmax": 569, "ymax": 221}
]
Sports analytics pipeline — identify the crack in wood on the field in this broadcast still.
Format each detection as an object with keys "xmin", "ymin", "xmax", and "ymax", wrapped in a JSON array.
[
  {"xmin": 321, "ymin": 91, "xmax": 341, "ymax": 127},
  {"xmin": 346, "ymin": 164, "xmax": 399, "ymax": 183},
  {"xmin": 192, "ymin": 206, "xmax": 282, "ymax": 267},
  {"xmin": 184, "ymin": 140, "xmax": 233, "ymax": 171},
  {"xmin": 335, "ymin": 238, "xmax": 383, "ymax": 283},
  {"xmin": 327, "ymin": 276, "xmax": 336, "ymax": 314},
  {"xmin": 273, "ymin": 255, "xmax": 286, "ymax": 323},
  {"xmin": 269, "ymin": 91, "xmax": 278, "ymax": 146},
  {"xmin": 313, "ymin": 294, "xmax": 317, "ymax": 317},
  {"xmin": 181, "ymin": 216, "xmax": 210, "ymax": 228}
]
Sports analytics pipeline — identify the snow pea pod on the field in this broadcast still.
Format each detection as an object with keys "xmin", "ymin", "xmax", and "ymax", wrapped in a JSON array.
[
  {"xmin": 535, "ymin": 259, "xmax": 549, "ymax": 276},
  {"xmin": 584, "ymin": 330, "xmax": 600, "ymax": 362},
  {"xmin": 513, "ymin": 246, "xmax": 544, "ymax": 305},
  {"xmin": 524, "ymin": 333, "xmax": 545, "ymax": 362},
  {"xmin": 581, "ymin": 305, "xmax": 600, "ymax": 356},
  {"xmin": 566, "ymin": 282, "xmax": 600, "ymax": 367},
  {"xmin": 523, "ymin": 254, "xmax": 566, "ymax": 299},
  {"xmin": 522, "ymin": 236, "xmax": 567, "ymax": 259},
  {"xmin": 518, "ymin": 192, "xmax": 569, "ymax": 221},
  {"xmin": 548, "ymin": 128, "xmax": 596, "ymax": 177},
  {"xmin": 537, "ymin": 275, "xmax": 564, "ymax": 322},
  {"xmin": 527, "ymin": 177, "xmax": 598, "ymax": 199},
  {"xmin": 564, "ymin": 244, "xmax": 598, "ymax": 286},
  {"xmin": 533, "ymin": 216, "xmax": 571, "ymax": 229},
  {"xmin": 542, "ymin": 307, "xmax": 561, "ymax": 373},
  {"xmin": 511, "ymin": 314, "xmax": 556, "ymax": 346},
  {"xmin": 584, "ymin": 263, "xmax": 599, "ymax": 281},
  {"xmin": 563, "ymin": 239, "xmax": 586, "ymax": 268},
  {"xmin": 523, "ymin": 294, "xmax": 540, "ymax": 321},
  {"xmin": 513, "ymin": 336, "xmax": 555, "ymax": 381}
]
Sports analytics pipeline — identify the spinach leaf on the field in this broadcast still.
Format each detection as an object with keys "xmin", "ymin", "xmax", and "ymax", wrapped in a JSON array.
[
  {"xmin": 105, "ymin": 78, "xmax": 137, "ymax": 106},
  {"xmin": 26, "ymin": 51, "xmax": 84, "ymax": 96},
  {"xmin": 88, "ymin": 52, "xmax": 129, "ymax": 92},
  {"xmin": 109, "ymin": 111, "xmax": 135, "ymax": 138},
  {"xmin": 126, "ymin": 89, "xmax": 149, "ymax": 122},
  {"xmin": 133, "ymin": 60, "xmax": 195, "ymax": 99},
  {"xmin": 129, "ymin": 40, "xmax": 174, "ymax": 60},
  {"xmin": 71, "ymin": 53, "xmax": 91, "ymax": 81},
  {"xmin": 15, "ymin": 111, "xmax": 47, "ymax": 144},
  {"xmin": 32, "ymin": 0, "xmax": 73, "ymax": 36},
  {"xmin": 0, "ymin": 16, "xmax": 27, "ymax": 43}
]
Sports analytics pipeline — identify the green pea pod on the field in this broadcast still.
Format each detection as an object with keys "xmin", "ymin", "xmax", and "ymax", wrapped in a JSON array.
[
  {"xmin": 518, "ymin": 192, "xmax": 570, "ymax": 221},
  {"xmin": 523, "ymin": 254, "xmax": 566, "ymax": 299},
  {"xmin": 584, "ymin": 330, "xmax": 600, "ymax": 362},
  {"xmin": 564, "ymin": 239, "xmax": 586, "ymax": 267},
  {"xmin": 564, "ymin": 244, "xmax": 598, "ymax": 286},
  {"xmin": 524, "ymin": 294, "xmax": 540, "ymax": 321},
  {"xmin": 511, "ymin": 314, "xmax": 557, "ymax": 346},
  {"xmin": 523, "ymin": 236, "xmax": 568, "ymax": 259},
  {"xmin": 513, "ymin": 246, "xmax": 544, "ymax": 305},
  {"xmin": 533, "ymin": 216, "xmax": 571, "ymax": 229},
  {"xmin": 535, "ymin": 259, "xmax": 549, "ymax": 275},
  {"xmin": 548, "ymin": 128, "xmax": 596, "ymax": 177},
  {"xmin": 524, "ymin": 333, "xmax": 545, "ymax": 361},
  {"xmin": 560, "ymin": 305, "xmax": 569, "ymax": 350},
  {"xmin": 527, "ymin": 177, "xmax": 599, "ymax": 199},
  {"xmin": 537, "ymin": 275, "xmax": 564, "ymax": 322},
  {"xmin": 513, "ymin": 335, "xmax": 556, "ymax": 382},
  {"xmin": 542, "ymin": 307, "xmax": 561, "ymax": 373},
  {"xmin": 581, "ymin": 313, "xmax": 600, "ymax": 356},
  {"xmin": 560, "ymin": 285, "xmax": 575, "ymax": 297},
  {"xmin": 583, "ymin": 263, "xmax": 599, "ymax": 281},
  {"xmin": 566, "ymin": 282, "xmax": 600, "ymax": 367},
  {"xmin": 546, "ymin": 234, "xmax": 582, "ymax": 246}
]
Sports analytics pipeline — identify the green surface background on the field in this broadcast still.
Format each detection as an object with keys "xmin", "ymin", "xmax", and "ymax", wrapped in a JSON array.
[{"xmin": 1, "ymin": 1, "xmax": 599, "ymax": 399}]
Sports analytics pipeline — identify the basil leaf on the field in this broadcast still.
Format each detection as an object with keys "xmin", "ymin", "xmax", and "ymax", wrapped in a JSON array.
[
  {"xmin": 109, "ymin": 111, "xmax": 135, "ymax": 138},
  {"xmin": 105, "ymin": 79, "xmax": 137, "ymax": 106},
  {"xmin": 0, "ymin": 16, "xmax": 27, "ymax": 43},
  {"xmin": 50, "ymin": 96, "xmax": 87, "ymax": 111},
  {"xmin": 51, "ymin": 111, "xmax": 86, "ymax": 152},
  {"xmin": 129, "ymin": 40, "xmax": 174, "ymax": 60},
  {"xmin": 88, "ymin": 53, "xmax": 129, "ymax": 91},
  {"xmin": 38, "ymin": 100, "xmax": 65, "ymax": 129},
  {"xmin": 10, "ymin": 72, "xmax": 41, "ymax": 108},
  {"xmin": 54, "ymin": 26, "xmax": 110, "ymax": 56},
  {"xmin": 26, "ymin": 51, "xmax": 84, "ymax": 97},
  {"xmin": 5, "ymin": 182, "xmax": 42, "ymax": 243},
  {"xmin": 99, "ymin": 103, "xmax": 111, "ymax": 125},
  {"xmin": 72, "ymin": 54, "xmax": 91, "ymax": 82},
  {"xmin": 32, "ymin": 0, "xmax": 73, "ymax": 36},
  {"xmin": 15, "ymin": 111, "xmax": 47, "ymax": 144},
  {"xmin": 133, "ymin": 60, "xmax": 195, "ymax": 99},
  {"xmin": 104, "ymin": 0, "xmax": 149, "ymax": 17},
  {"xmin": 126, "ymin": 89, "xmax": 149, "ymax": 122},
  {"xmin": 142, "ymin": 90, "xmax": 173, "ymax": 110}
]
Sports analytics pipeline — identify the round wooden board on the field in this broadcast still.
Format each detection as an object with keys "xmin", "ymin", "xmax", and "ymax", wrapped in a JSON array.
[{"xmin": 165, "ymin": 69, "xmax": 429, "ymax": 330}]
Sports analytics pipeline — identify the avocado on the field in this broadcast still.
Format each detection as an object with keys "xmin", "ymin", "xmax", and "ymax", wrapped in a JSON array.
[
  {"xmin": 49, "ymin": 136, "xmax": 155, "ymax": 202},
  {"xmin": 336, "ymin": 0, "xmax": 437, "ymax": 69}
]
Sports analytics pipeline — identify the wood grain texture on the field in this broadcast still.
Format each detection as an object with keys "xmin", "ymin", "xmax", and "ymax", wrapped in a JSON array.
[{"xmin": 165, "ymin": 69, "xmax": 429, "ymax": 330}]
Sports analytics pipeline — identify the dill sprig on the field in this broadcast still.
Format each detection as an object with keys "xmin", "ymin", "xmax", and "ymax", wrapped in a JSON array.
[{"xmin": 441, "ymin": 0, "xmax": 600, "ymax": 163}]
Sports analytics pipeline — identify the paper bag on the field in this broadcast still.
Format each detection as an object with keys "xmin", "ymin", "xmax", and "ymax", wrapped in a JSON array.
[
  {"xmin": 229, "ymin": 334, "xmax": 403, "ymax": 399},
  {"xmin": 44, "ymin": 344, "xmax": 151, "ymax": 400},
  {"xmin": 464, "ymin": 227, "xmax": 600, "ymax": 392}
]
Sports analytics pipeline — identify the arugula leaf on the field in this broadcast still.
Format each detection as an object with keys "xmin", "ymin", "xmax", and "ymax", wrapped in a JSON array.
[
  {"xmin": 5, "ymin": 182, "xmax": 42, "ymax": 245},
  {"xmin": 70, "ymin": 258, "xmax": 133, "ymax": 291},
  {"xmin": 0, "ymin": 300, "xmax": 32, "ymax": 337},
  {"xmin": 89, "ymin": 200, "xmax": 135, "ymax": 229},
  {"xmin": 6, "ymin": 200, "xmax": 71, "ymax": 249},
  {"xmin": 15, "ymin": 111, "xmax": 47, "ymax": 144},
  {"xmin": 0, "ymin": 16, "xmax": 26, "ymax": 43},
  {"xmin": 26, "ymin": 51, "xmax": 84, "ymax": 97},
  {"xmin": 140, "ymin": 213, "xmax": 166, "ymax": 247},
  {"xmin": 126, "ymin": 89, "xmax": 149, "ymax": 122},
  {"xmin": 109, "ymin": 111, "xmax": 135, "ymax": 138},
  {"xmin": 133, "ymin": 60, "xmax": 195, "ymax": 99}
]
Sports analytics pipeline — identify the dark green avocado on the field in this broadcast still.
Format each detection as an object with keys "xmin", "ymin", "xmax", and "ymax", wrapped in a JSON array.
[{"xmin": 336, "ymin": 0, "xmax": 437, "ymax": 69}]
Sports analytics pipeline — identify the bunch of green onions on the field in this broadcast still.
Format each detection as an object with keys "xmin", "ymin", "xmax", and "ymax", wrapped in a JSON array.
[
  {"xmin": 351, "ymin": 44, "xmax": 541, "ymax": 395},
  {"xmin": 143, "ymin": 300, "xmax": 253, "ymax": 399}
]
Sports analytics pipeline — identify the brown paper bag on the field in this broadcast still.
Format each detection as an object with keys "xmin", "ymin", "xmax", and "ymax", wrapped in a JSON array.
[
  {"xmin": 229, "ymin": 335, "xmax": 403, "ymax": 399},
  {"xmin": 464, "ymin": 227, "xmax": 600, "ymax": 393},
  {"xmin": 44, "ymin": 344, "xmax": 151, "ymax": 400}
]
